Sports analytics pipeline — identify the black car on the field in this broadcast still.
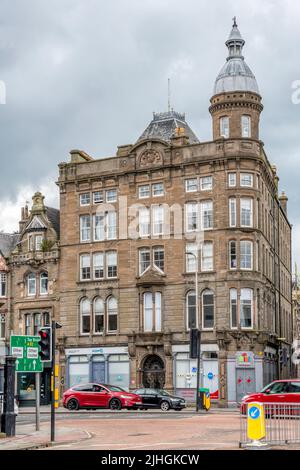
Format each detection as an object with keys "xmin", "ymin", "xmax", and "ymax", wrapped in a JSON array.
[{"xmin": 132, "ymin": 389, "xmax": 186, "ymax": 411}]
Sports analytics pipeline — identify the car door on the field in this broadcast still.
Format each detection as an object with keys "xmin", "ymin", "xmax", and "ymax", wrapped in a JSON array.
[
  {"xmin": 134, "ymin": 389, "xmax": 147, "ymax": 405},
  {"xmin": 76, "ymin": 384, "xmax": 94, "ymax": 406},
  {"xmin": 144, "ymin": 390, "xmax": 158, "ymax": 407},
  {"xmin": 286, "ymin": 381, "xmax": 300, "ymax": 403},
  {"xmin": 88, "ymin": 384, "xmax": 110, "ymax": 408},
  {"xmin": 263, "ymin": 381, "xmax": 289, "ymax": 403}
]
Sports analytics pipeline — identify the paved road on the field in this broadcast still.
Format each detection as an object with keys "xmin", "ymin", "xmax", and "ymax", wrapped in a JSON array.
[{"xmin": 24, "ymin": 411, "xmax": 241, "ymax": 450}]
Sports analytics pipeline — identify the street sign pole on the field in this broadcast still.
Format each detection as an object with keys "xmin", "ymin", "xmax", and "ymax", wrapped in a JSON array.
[
  {"xmin": 36, "ymin": 372, "xmax": 40, "ymax": 431},
  {"xmin": 50, "ymin": 320, "xmax": 55, "ymax": 443}
]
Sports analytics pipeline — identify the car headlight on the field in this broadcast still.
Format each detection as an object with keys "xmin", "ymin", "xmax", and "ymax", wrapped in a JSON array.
[{"xmin": 120, "ymin": 395, "xmax": 134, "ymax": 400}]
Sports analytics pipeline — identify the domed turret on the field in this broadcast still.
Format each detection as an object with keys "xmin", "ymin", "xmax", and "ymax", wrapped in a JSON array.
[{"xmin": 209, "ymin": 18, "xmax": 263, "ymax": 141}]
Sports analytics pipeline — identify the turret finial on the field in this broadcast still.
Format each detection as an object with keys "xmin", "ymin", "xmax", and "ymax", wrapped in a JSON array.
[{"xmin": 232, "ymin": 16, "xmax": 237, "ymax": 28}]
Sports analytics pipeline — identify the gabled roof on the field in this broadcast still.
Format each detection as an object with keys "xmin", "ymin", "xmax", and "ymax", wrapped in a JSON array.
[
  {"xmin": 137, "ymin": 110, "xmax": 199, "ymax": 145},
  {"xmin": 0, "ymin": 233, "xmax": 20, "ymax": 258},
  {"xmin": 26, "ymin": 215, "xmax": 47, "ymax": 231},
  {"xmin": 46, "ymin": 207, "xmax": 60, "ymax": 237}
]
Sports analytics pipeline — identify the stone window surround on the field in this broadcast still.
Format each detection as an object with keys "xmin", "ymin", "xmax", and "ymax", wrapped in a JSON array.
[{"xmin": 79, "ymin": 295, "xmax": 118, "ymax": 336}]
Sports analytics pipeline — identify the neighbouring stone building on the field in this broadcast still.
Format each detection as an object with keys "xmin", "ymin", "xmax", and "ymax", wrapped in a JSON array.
[
  {"xmin": 56, "ymin": 20, "xmax": 293, "ymax": 406},
  {"xmin": 292, "ymin": 266, "xmax": 300, "ymax": 377},
  {"xmin": 0, "ymin": 232, "xmax": 19, "ymax": 389},
  {"xmin": 7, "ymin": 192, "xmax": 60, "ymax": 406}
]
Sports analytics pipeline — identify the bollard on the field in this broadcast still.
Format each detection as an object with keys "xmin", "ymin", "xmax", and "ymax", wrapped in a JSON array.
[
  {"xmin": 0, "ymin": 356, "xmax": 16, "ymax": 437},
  {"xmin": 245, "ymin": 402, "xmax": 269, "ymax": 449}
]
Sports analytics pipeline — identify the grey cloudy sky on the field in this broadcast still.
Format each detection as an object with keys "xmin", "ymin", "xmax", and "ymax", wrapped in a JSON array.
[{"xmin": 0, "ymin": 0, "xmax": 299, "ymax": 265}]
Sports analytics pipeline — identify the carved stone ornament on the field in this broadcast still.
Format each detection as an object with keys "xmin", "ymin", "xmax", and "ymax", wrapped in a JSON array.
[{"xmin": 139, "ymin": 149, "xmax": 163, "ymax": 168}]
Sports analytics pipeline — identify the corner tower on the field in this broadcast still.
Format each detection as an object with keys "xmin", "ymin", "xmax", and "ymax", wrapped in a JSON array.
[{"xmin": 209, "ymin": 18, "xmax": 263, "ymax": 140}]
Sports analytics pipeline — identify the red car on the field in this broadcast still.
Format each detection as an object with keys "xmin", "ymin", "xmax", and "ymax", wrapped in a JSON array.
[
  {"xmin": 63, "ymin": 383, "xmax": 143, "ymax": 411},
  {"xmin": 240, "ymin": 379, "xmax": 300, "ymax": 414}
]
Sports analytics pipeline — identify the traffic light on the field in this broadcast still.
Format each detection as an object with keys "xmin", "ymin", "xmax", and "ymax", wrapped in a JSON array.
[
  {"xmin": 190, "ymin": 328, "xmax": 200, "ymax": 359},
  {"xmin": 38, "ymin": 327, "xmax": 52, "ymax": 362}
]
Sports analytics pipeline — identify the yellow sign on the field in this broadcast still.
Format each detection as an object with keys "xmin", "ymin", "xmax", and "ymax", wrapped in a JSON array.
[{"xmin": 247, "ymin": 402, "xmax": 266, "ymax": 441}]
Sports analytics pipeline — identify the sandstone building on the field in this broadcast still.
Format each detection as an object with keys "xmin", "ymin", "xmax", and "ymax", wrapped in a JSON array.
[{"xmin": 56, "ymin": 20, "xmax": 293, "ymax": 406}]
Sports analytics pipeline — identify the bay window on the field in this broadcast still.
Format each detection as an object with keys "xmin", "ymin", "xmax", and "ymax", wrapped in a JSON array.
[
  {"xmin": 240, "ymin": 240, "xmax": 253, "ymax": 270},
  {"xmin": 241, "ymin": 198, "xmax": 253, "ymax": 227}
]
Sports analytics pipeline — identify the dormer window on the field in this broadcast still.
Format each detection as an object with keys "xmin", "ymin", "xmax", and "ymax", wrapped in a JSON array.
[
  {"xmin": 242, "ymin": 115, "xmax": 251, "ymax": 138},
  {"xmin": 220, "ymin": 116, "xmax": 229, "ymax": 138},
  {"xmin": 35, "ymin": 235, "xmax": 43, "ymax": 251}
]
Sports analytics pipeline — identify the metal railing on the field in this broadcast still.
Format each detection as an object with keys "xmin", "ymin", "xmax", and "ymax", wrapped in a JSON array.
[{"xmin": 240, "ymin": 402, "xmax": 300, "ymax": 447}]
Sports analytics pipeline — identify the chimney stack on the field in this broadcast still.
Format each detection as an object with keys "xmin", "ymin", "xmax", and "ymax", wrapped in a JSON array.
[{"xmin": 279, "ymin": 191, "xmax": 288, "ymax": 215}]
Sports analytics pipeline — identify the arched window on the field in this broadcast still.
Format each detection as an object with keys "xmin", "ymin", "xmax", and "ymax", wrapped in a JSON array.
[
  {"xmin": 94, "ymin": 297, "xmax": 104, "ymax": 334},
  {"xmin": 241, "ymin": 115, "xmax": 251, "ymax": 138},
  {"xmin": 40, "ymin": 272, "xmax": 48, "ymax": 295},
  {"xmin": 80, "ymin": 298, "xmax": 90, "ymax": 334},
  {"xmin": 107, "ymin": 296, "xmax": 118, "ymax": 333},
  {"xmin": 220, "ymin": 116, "xmax": 229, "ymax": 138},
  {"xmin": 27, "ymin": 273, "xmax": 36, "ymax": 296},
  {"xmin": 186, "ymin": 291, "xmax": 197, "ymax": 330},
  {"xmin": 202, "ymin": 289, "xmax": 214, "ymax": 329}
]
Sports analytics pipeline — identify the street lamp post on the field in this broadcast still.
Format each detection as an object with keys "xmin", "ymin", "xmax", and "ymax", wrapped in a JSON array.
[{"xmin": 186, "ymin": 250, "xmax": 202, "ymax": 411}]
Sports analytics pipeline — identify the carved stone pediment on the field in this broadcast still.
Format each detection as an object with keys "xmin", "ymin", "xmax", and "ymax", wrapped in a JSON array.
[
  {"xmin": 136, "ymin": 267, "xmax": 166, "ymax": 287},
  {"xmin": 139, "ymin": 148, "xmax": 163, "ymax": 168}
]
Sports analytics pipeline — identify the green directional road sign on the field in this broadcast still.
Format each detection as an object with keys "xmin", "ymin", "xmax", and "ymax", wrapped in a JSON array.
[{"xmin": 10, "ymin": 335, "xmax": 43, "ymax": 372}]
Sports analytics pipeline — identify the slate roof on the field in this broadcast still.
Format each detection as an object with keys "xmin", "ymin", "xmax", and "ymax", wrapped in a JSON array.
[
  {"xmin": 45, "ymin": 207, "xmax": 60, "ymax": 237},
  {"xmin": 0, "ymin": 233, "xmax": 20, "ymax": 258},
  {"xmin": 137, "ymin": 110, "xmax": 199, "ymax": 145}
]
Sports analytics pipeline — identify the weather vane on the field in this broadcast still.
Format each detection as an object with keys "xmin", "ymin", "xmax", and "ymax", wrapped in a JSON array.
[{"xmin": 233, "ymin": 16, "xmax": 237, "ymax": 27}]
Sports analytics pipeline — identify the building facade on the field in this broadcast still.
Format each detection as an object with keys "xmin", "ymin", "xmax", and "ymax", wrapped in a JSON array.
[
  {"xmin": 292, "ymin": 266, "xmax": 300, "ymax": 377},
  {"xmin": 8, "ymin": 192, "xmax": 60, "ymax": 405},
  {"xmin": 57, "ymin": 20, "xmax": 293, "ymax": 406}
]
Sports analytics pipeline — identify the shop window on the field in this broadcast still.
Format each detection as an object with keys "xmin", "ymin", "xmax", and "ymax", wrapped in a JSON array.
[{"xmin": 69, "ymin": 355, "xmax": 89, "ymax": 387}]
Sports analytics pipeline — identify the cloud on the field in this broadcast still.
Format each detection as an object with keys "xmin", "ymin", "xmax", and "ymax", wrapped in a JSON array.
[{"xmin": 0, "ymin": 0, "xmax": 299, "ymax": 266}]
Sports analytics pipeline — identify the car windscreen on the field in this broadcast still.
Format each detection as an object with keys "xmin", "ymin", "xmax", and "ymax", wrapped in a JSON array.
[{"xmin": 157, "ymin": 390, "xmax": 170, "ymax": 396}]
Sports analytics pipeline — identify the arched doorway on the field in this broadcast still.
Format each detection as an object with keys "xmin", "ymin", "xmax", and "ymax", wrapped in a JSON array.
[{"xmin": 142, "ymin": 354, "xmax": 165, "ymax": 389}]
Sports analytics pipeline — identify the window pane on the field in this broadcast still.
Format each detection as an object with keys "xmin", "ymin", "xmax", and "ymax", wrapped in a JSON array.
[
  {"xmin": 186, "ymin": 243, "xmax": 197, "ymax": 273},
  {"xmin": 93, "ymin": 253, "xmax": 104, "ymax": 279},
  {"xmin": 40, "ymin": 272, "xmax": 48, "ymax": 294},
  {"xmin": 230, "ymin": 289, "xmax": 237, "ymax": 328},
  {"xmin": 229, "ymin": 198, "xmax": 236, "ymax": 227},
  {"xmin": 155, "ymin": 292, "xmax": 162, "ymax": 331},
  {"xmin": 152, "ymin": 183, "xmax": 164, "ymax": 197},
  {"xmin": 186, "ymin": 203, "xmax": 198, "ymax": 232},
  {"xmin": 28, "ymin": 274, "xmax": 36, "ymax": 295},
  {"xmin": 187, "ymin": 292, "xmax": 197, "ymax": 329},
  {"xmin": 139, "ymin": 207, "xmax": 150, "ymax": 236},
  {"xmin": 152, "ymin": 205, "xmax": 164, "ymax": 235},
  {"xmin": 240, "ymin": 241, "xmax": 253, "ymax": 270},
  {"xmin": 94, "ymin": 214, "xmax": 105, "ymax": 241},
  {"xmin": 94, "ymin": 298, "xmax": 104, "ymax": 333},
  {"xmin": 185, "ymin": 179, "xmax": 198, "ymax": 192},
  {"xmin": 81, "ymin": 299, "xmax": 90, "ymax": 333},
  {"xmin": 240, "ymin": 173, "xmax": 253, "ymax": 187},
  {"xmin": 201, "ymin": 201, "xmax": 213, "ymax": 229},
  {"xmin": 108, "ymin": 297, "xmax": 118, "ymax": 332},
  {"xmin": 139, "ymin": 185, "xmax": 150, "ymax": 199},
  {"xmin": 229, "ymin": 241, "xmax": 237, "ymax": 269},
  {"xmin": 0, "ymin": 273, "xmax": 7, "ymax": 297},
  {"xmin": 242, "ymin": 116, "xmax": 251, "ymax": 138},
  {"xmin": 107, "ymin": 211, "xmax": 117, "ymax": 239},
  {"xmin": 80, "ymin": 193, "xmax": 91, "ymax": 206},
  {"xmin": 106, "ymin": 189, "xmax": 117, "ymax": 202},
  {"xmin": 228, "ymin": 173, "xmax": 236, "ymax": 187},
  {"xmin": 139, "ymin": 248, "xmax": 150, "ymax": 275},
  {"xmin": 200, "ymin": 176, "xmax": 212, "ymax": 191},
  {"xmin": 201, "ymin": 242, "xmax": 213, "ymax": 271},
  {"xmin": 240, "ymin": 288, "xmax": 253, "ymax": 328},
  {"xmin": 144, "ymin": 292, "xmax": 153, "ymax": 332},
  {"xmin": 154, "ymin": 248, "xmax": 164, "ymax": 272},
  {"xmin": 107, "ymin": 251, "xmax": 117, "ymax": 278},
  {"xmin": 241, "ymin": 199, "xmax": 253, "ymax": 227},
  {"xmin": 93, "ymin": 191, "xmax": 104, "ymax": 204},
  {"xmin": 203, "ymin": 290, "xmax": 214, "ymax": 329},
  {"xmin": 80, "ymin": 254, "xmax": 91, "ymax": 280},
  {"xmin": 220, "ymin": 116, "xmax": 229, "ymax": 138},
  {"xmin": 80, "ymin": 215, "xmax": 91, "ymax": 242}
]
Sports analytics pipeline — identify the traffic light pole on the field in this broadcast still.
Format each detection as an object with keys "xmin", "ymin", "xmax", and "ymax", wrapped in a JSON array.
[
  {"xmin": 36, "ymin": 372, "xmax": 40, "ymax": 431},
  {"xmin": 51, "ymin": 320, "xmax": 55, "ymax": 443},
  {"xmin": 196, "ymin": 330, "xmax": 201, "ymax": 412}
]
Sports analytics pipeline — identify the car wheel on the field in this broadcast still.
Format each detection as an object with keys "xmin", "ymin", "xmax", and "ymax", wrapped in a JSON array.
[
  {"xmin": 109, "ymin": 398, "xmax": 122, "ymax": 410},
  {"xmin": 67, "ymin": 398, "xmax": 79, "ymax": 411},
  {"xmin": 160, "ymin": 401, "xmax": 170, "ymax": 412}
]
